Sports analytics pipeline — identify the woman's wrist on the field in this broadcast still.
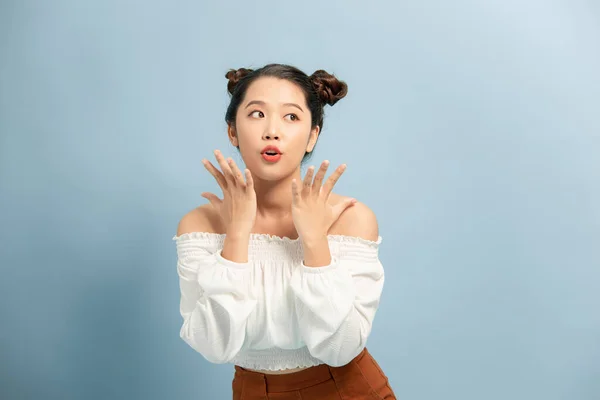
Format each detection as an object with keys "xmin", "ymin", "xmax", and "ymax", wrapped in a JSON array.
[
  {"xmin": 222, "ymin": 231, "xmax": 251, "ymax": 264},
  {"xmin": 301, "ymin": 235, "xmax": 332, "ymax": 267}
]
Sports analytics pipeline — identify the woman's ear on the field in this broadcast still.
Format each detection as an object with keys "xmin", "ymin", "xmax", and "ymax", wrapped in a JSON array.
[
  {"xmin": 227, "ymin": 124, "xmax": 239, "ymax": 147},
  {"xmin": 305, "ymin": 126, "xmax": 320, "ymax": 153}
]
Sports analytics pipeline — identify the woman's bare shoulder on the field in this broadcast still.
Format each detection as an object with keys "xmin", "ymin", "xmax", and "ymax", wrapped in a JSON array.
[
  {"xmin": 328, "ymin": 193, "xmax": 379, "ymax": 241},
  {"xmin": 176, "ymin": 194, "xmax": 378, "ymax": 239},
  {"xmin": 176, "ymin": 204, "xmax": 224, "ymax": 236}
]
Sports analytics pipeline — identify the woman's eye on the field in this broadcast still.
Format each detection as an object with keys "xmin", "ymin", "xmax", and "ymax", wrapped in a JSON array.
[
  {"xmin": 285, "ymin": 114, "xmax": 299, "ymax": 121},
  {"xmin": 250, "ymin": 110, "xmax": 264, "ymax": 118}
]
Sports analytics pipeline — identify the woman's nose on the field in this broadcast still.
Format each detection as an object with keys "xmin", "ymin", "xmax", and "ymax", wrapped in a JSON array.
[
  {"xmin": 263, "ymin": 119, "xmax": 281, "ymax": 140},
  {"xmin": 263, "ymin": 132, "xmax": 280, "ymax": 140}
]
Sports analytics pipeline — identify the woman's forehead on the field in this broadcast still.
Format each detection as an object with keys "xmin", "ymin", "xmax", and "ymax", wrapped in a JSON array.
[{"xmin": 244, "ymin": 77, "xmax": 305, "ymax": 104}]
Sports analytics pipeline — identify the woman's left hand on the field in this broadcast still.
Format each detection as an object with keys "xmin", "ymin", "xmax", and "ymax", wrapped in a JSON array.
[{"xmin": 291, "ymin": 161, "xmax": 357, "ymax": 244}]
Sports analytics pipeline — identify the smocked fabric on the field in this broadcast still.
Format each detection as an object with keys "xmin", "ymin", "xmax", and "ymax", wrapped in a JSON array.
[{"xmin": 174, "ymin": 232, "xmax": 385, "ymax": 370}]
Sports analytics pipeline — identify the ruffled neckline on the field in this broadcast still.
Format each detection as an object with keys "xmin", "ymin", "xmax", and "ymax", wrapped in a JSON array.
[{"xmin": 172, "ymin": 231, "xmax": 382, "ymax": 248}]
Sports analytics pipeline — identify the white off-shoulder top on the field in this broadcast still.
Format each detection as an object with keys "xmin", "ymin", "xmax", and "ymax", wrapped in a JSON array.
[{"xmin": 173, "ymin": 232, "xmax": 385, "ymax": 370}]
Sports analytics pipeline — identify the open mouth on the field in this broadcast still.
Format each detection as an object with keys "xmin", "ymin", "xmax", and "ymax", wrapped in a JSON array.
[{"xmin": 261, "ymin": 152, "xmax": 282, "ymax": 163}]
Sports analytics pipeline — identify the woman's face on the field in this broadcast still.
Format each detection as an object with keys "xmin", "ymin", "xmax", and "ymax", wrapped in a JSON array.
[{"xmin": 228, "ymin": 76, "xmax": 319, "ymax": 181}]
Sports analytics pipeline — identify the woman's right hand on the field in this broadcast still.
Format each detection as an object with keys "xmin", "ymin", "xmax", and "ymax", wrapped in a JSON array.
[{"xmin": 201, "ymin": 150, "xmax": 257, "ymax": 236}]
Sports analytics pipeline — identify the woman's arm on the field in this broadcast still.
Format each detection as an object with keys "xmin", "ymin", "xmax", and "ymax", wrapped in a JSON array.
[
  {"xmin": 290, "ymin": 201, "xmax": 384, "ymax": 367},
  {"xmin": 176, "ymin": 206, "xmax": 257, "ymax": 363}
]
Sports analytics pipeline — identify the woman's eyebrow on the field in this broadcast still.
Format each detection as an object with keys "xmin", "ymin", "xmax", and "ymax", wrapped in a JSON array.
[{"xmin": 244, "ymin": 100, "xmax": 304, "ymax": 112}]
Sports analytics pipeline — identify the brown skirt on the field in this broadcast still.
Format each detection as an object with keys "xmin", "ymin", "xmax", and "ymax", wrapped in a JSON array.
[{"xmin": 232, "ymin": 347, "xmax": 396, "ymax": 399}]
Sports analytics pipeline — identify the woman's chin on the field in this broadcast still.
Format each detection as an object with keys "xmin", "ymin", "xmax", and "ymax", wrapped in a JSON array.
[{"xmin": 248, "ymin": 167, "xmax": 295, "ymax": 183}]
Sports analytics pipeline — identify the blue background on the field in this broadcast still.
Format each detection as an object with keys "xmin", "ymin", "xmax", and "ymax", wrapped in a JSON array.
[{"xmin": 1, "ymin": 0, "xmax": 599, "ymax": 399}]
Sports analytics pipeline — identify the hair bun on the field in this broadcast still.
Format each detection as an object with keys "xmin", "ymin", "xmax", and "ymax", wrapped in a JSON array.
[
  {"xmin": 225, "ymin": 68, "xmax": 254, "ymax": 95},
  {"xmin": 310, "ymin": 70, "xmax": 348, "ymax": 106}
]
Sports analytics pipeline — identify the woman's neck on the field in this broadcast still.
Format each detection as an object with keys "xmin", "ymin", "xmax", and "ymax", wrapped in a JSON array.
[{"xmin": 253, "ymin": 167, "xmax": 302, "ymax": 220}]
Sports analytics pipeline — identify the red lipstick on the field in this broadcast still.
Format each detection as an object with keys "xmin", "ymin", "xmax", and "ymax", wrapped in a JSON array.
[{"xmin": 261, "ymin": 145, "xmax": 282, "ymax": 163}]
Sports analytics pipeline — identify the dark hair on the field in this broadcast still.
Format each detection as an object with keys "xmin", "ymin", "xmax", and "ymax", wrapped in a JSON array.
[{"xmin": 224, "ymin": 63, "xmax": 348, "ymax": 164}]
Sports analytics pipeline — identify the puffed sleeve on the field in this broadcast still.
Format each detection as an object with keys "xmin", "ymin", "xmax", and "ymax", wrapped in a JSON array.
[
  {"xmin": 174, "ymin": 233, "xmax": 257, "ymax": 363},
  {"xmin": 288, "ymin": 236, "xmax": 385, "ymax": 367}
]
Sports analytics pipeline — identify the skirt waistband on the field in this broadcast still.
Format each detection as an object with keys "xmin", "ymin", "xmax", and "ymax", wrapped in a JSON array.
[{"xmin": 234, "ymin": 347, "xmax": 368, "ymax": 392}]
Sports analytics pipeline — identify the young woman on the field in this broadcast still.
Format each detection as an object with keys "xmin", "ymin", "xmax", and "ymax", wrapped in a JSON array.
[{"xmin": 174, "ymin": 64, "xmax": 396, "ymax": 399}]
